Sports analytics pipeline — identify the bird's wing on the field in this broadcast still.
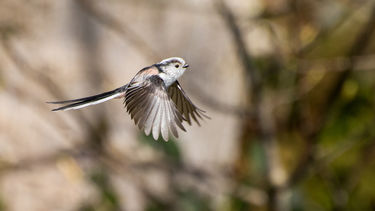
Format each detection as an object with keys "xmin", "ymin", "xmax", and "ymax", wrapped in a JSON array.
[
  {"xmin": 124, "ymin": 75, "xmax": 186, "ymax": 141},
  {"xmin": 168, "ymin": 81, "xmax": 209, "ymax": 126}
]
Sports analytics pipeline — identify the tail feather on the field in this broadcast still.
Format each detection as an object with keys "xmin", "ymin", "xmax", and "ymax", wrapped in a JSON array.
[
  {"xmin": 47, "ymin": 89, "xmax": 123, "ymax": 104},
  {"xmin": 48, "ymin": 87, "xmax": 125, "ymax": 111}
]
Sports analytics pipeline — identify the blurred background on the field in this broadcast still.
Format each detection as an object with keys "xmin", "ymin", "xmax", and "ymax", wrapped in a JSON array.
[{"xmin": 1, "ymin": 0, "xmax": 375, "ymax": 210}]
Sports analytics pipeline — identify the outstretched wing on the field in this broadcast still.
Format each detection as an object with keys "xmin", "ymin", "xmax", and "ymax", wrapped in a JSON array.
[
  {"xmin": 125, "ymin": 75, "xmax": 186, "ymax": 141},
  {"xmin": 168, "ymin": 81, "xmax": 209, "ymax": 126}
]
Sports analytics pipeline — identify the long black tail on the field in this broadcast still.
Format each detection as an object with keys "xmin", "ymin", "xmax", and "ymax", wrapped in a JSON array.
[{"xmin": 47, "ymin": 86, "xmax": 126, "ymax": 111}]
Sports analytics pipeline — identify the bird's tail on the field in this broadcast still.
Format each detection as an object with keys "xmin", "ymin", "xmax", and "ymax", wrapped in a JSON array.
[{"xmin": 47, "ymin": 86, "xmax": 127, "ymax": 111}]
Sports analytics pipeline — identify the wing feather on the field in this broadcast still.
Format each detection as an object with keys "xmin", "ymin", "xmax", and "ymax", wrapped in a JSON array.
[
  {"xmin": 152, "ymin": 99, "xmax": 162, "ymax": 140},
  {"xmin": 138, "ymin": 97, "xmax": 156, "ymax": 131},
  {"xmin": 160, "ymin": 99, "xmax": 169, "ymax": 141},
  {"xmin": 124, "ymin": 75, "xmax": 185, "ymax": 141},
  {"xmin": 144, "ymin": 99, "xmax": 160, "ymax": 136},
  {"xmin": 166, "ymin": 99, "xmax": 179, "ymax": 138},
  {"xmin": 167, "ymin": 81, "xmax": 209, "ymax": 126}
]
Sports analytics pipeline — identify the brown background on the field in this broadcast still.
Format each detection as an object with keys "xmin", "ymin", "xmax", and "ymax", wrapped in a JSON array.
[{"xmin": 1, "ymin": 0, "xmax": 375, "ymax": 210}]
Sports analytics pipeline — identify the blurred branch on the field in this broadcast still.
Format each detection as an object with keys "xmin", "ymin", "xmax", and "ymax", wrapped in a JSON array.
[
  {"xmin": 77, "ymin": 0, "xmax": 159, "ymax": 61},
  {"xmin": 0, "ymin": 39, "xmax": 65, "ymax": 100},
  {"xmin": 286, "ymin": 4, "xmax": 375, "ymax": 188},
  {"xmin": 0, "ymin": 140, "xmax": 228, "ymax": 206},
  {"xmin": 0, "ymin": 37, "xmax": 100, "ymax": 134},
  {"xmin": 296, "ymin": 10, "xmax": 352, "ymax": 56},
  {"xmin": 215, "ymin": 0, "xmax": 261, "ymax": 97},
  {"xmin": 215, "ymin": 5, "xmax": 267, "ymax": 202},
  {"xmin": 122, "ymin": 0, "xmax": 215, "ymax": 17},
  {"xmin": 0, "ymin": 143, "xmax": 90, "ymax": 175},
  {"xmin": 105, "ymin": 151, "xmax": 270, "ymax": 208},
  {"xmin": 216, "ymin": 1, "xmax": 375, "ymax": 210},
  {"xmin": 345, "ymin": 136, "xmax": 375, "ymax": 191},
  {"xmin": 297, "ymin": 54, "xmax": 375, "ymax": 73},
  {"xmin": 188, "ymin": 81, "xmax": 256, "ymax": 118},
  {"xmin": 289, "ymin": 124, "xmax": 373, "ymax": 183},
  {"xmin": 300, "ymin": 126, "xmax": 375, "ymax": 208},
  {"xmin": 189, "ymin": 53, "xmax": 375, "ymax": 120},
  {"xmin": 216, "ymin": 1, "xmax": 286, "ymax": 210},
  {"xmin": 0, "ymin": 38, "xmax": 89, "ymax": 138},
  {"xmin": 0, "ymin": 7, "xmax": 111, "ymax": 181}
]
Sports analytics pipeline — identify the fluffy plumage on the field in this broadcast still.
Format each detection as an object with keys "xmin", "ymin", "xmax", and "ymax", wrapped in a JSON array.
[{"xmin": 48, "ymin": 57, "xmax": 209, "ymax": 141}]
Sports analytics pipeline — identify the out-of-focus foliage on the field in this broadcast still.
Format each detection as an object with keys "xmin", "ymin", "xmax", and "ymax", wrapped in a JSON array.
[
  {"xmin": 0, "ymin": 198, "xmax": 5, "ymax": 211},
  {"xmin": 79, "ymin": 171, "xmax": 121, "ymax": 211},
  {"xmin": 1, "ymin": 0, "xmax": 375, "ymax": 211},
  {"xmin": 139, "ymin": 134, "xmax": 182, "ymax": 164}
]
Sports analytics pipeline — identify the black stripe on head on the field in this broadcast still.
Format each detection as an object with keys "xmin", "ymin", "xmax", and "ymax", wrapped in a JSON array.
[
  {"xmin": 166, "ymin": 59, "xmax": 182, "ymax": 64},
  {"xmin": 154, "ymin": 64, "xmax": 164, "ymax": 73}
]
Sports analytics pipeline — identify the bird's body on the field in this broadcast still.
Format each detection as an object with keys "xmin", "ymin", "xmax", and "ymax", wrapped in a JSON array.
[{"xmin": 48, "ymin": 57, "xmax": 208, "ymax": 141}]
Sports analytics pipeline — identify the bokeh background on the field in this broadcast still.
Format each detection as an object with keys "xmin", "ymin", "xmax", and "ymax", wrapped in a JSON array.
[{"xmin": 1, "ymin": 0, "xmax": 375, "ymax": 210}]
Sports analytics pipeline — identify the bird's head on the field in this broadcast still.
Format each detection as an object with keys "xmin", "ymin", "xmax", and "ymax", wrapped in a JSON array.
[{"xmin": 157, "ymin": 57, "xmax": 189, "ymax": 76}]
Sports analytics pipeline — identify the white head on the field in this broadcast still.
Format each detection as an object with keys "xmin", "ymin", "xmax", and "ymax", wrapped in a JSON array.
[
  {"xmin": 158, "ymin": 57, "xmax": 188, "ymax": 73},
  {"xmin": 156, "ymin": 57, "xmax": 189, "ymax": 87}
]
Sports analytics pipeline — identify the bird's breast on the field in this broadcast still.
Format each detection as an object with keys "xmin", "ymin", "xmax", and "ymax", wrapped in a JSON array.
[{"xmin": 158, "ymin": 72, "xmax": 178, "ymax": 87}]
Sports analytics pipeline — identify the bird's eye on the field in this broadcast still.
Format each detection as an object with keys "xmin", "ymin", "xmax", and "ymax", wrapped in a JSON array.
[{"xmin": 175, "ymin": 64, "xmax": 179, "ymax": 68}]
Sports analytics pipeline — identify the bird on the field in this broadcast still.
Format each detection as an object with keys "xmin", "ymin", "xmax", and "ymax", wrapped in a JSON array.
[{"xmin": 48, "ymin": 57, "xmax": 209, "ymax": 141}]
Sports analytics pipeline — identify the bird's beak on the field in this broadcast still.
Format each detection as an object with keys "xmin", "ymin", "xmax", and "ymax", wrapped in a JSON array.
[{"xmin": 183, "ymin": 64, "xmax": 189, "ymax": 68}]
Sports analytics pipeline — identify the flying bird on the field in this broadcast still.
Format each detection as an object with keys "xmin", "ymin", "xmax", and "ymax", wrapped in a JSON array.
[{"xmin": 48, "ymin": 57, "xmax": 209, "ymax": 141}]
